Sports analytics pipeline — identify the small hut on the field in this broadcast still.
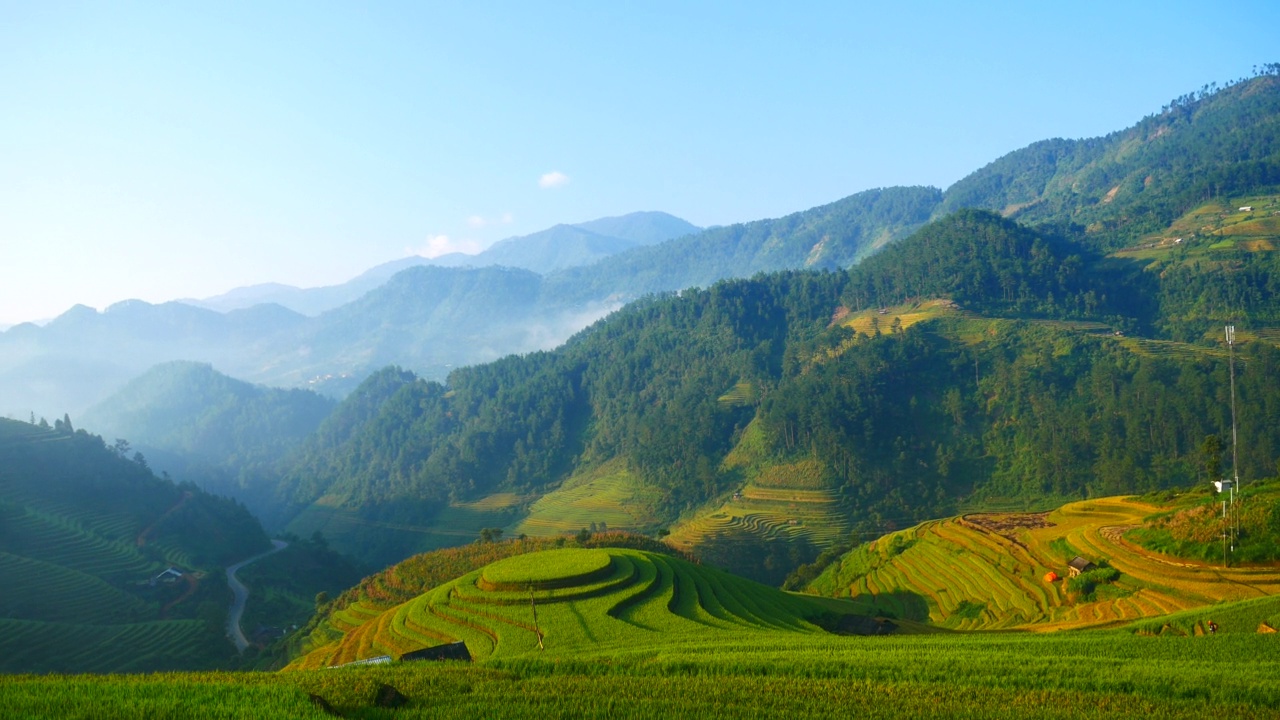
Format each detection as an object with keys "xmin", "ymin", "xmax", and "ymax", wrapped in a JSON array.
[
  {"xmin": 400, "ymin": 641, "xmax": 472, "ymax": 663},
  {"xmin": 1067, "ymin": 557, "xmax": 1096, "ymax": 578}
]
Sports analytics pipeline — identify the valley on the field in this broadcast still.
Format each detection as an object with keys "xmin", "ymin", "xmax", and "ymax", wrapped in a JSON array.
[{"xmin": 4, "ymin": 67, "xmax": 1280, "ymax": 719}]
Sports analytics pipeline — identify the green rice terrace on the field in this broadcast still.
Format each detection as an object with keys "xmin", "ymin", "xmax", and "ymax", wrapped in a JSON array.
[
  {"xmin": 288, "ymin": 547, "xmax": 876, "ymax": 670},
  {"xmin": 666, "ymin": 426, "xmax": 853, "ymax": 554}
]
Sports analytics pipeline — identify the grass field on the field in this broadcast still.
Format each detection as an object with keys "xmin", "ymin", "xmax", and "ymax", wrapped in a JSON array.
[
  {"xmin": 807, "ymin": 495, "xmax": 1280, "ymax": 631},
  {"xmin": 4, "ymin": 630, "xmax": 1280, "ymax": 718}
]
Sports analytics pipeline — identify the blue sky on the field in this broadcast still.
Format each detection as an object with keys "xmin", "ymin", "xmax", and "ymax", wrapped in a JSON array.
[{"xmin": 1, "ymin": 1, "xmax": 1276, "ymax": 325}]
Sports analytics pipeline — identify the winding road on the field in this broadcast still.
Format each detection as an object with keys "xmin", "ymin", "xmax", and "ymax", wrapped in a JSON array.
[{"xmin": 225, "ymin": 539, "xmax": 288, "ymax": 652}]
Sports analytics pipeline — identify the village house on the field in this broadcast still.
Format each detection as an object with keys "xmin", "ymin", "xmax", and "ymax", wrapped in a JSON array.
[{"xmin": 1067, "ymin": 556, "xmax": 1096, "ymax": 577}]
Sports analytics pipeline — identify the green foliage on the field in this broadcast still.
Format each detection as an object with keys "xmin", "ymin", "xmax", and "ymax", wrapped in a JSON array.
[
  {"xmin": 1067, "ymin": 567, "xmax": 1120, "ymax": 597},
  {"xmin": 841, "ymin": 209, "xmax": 1116, "ymax": 320},
  {"xmin": 1129, "ymin": 480, "xmax": 1280, "ymax": 563}
]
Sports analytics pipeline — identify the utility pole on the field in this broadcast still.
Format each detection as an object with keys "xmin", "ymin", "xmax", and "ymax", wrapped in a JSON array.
[{"xmin": 1226, "ymin": 325, "xmax": 1240, "ymax": 554}]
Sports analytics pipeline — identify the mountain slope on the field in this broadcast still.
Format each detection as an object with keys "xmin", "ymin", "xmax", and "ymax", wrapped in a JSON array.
[
  {"xmin": 80, "ymin": 361, "xmax": 336, "ymax": 527},
  {"xmin": 273, "ymin": 202, "xmax": 1280, "ymax": 574},
  {"xmin": 940, "ymin": 73, "xmax": 1280, "ymax": 249}
]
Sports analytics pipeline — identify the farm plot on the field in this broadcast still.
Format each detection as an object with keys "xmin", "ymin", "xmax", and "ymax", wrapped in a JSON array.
[{"xmin": 0, "ymin": 552, "xmax": 153, "ymax": 624}]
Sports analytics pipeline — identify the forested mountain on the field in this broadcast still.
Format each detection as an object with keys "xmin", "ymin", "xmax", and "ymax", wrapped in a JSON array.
[
  {"xmin": 274, "ymin": 187, "xmax": 1280, "ymax": 576},
  {"xmin": 939, "ymin": 70, "xmax": 1280, "ymax": 249},
  {"xmin": 0, "ymin": 417, "xmax": 269, "ymax": 672},
  {"xmin": 427, "ymin": 211, "xmax": 702, "ymax": 275},
  {"xmin": 80, "ymin": 362, "xmax": 336, "ymax": 528},
  {"xmin": 0, "ymin": 191, "xmax": 933, "ymax": 419},
  {"xmin": 545, "ymin": 186, "xmax": 942, "ymax": 304}
]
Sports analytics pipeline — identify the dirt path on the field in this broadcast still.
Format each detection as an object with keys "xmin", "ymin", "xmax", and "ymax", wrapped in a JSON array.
[
  {"xmin": 160, "ymin": 573, "xmax": 199, "ymax": 619},
  {"xmin": 225, "ymin": 540, "xmax": 288, "ymax": 652}
]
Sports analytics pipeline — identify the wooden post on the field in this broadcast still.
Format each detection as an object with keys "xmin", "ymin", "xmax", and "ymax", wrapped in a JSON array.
[{"xmin": 529, "ymin": 585, "xmax": 544, "ymax": 650}]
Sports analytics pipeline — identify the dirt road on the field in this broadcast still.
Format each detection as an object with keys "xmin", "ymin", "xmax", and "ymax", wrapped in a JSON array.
[{"xmin": 225, "ymin": 539, "xmax": 288, "ymax": 652}]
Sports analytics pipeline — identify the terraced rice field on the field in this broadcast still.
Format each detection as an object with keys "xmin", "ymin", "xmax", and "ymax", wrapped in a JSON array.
[
  {"xmin": 811, "ymin": 496, "xmax": 1280, "ymax": 631},
  {"xmin": 666, "ymin": 460, "xmax": 851, "ymax": 552},
  {"xmin": 716, "ymin": 381, "xmax": 756, "ymax": 406},
  {"xmin": 0, "ymin": 617, "xmax": 210, "ymax": 674},
  {"xmin": 0, "ymin": 552, "xmax": 153, "ymax": 623},
  {"xmin": 511, "ymin": 462, "xmax": 660, "ymax": 537},
  {"xmin": 289, "ymin": 548, "xmax": 851, "ymax": 669},
  {"xmin": 1, "ymin": 506, "xmax": 158, "ymax": 581},
  {"xmin": 837, "ymin": 298, "xmax": 961, "ymax": 337}
]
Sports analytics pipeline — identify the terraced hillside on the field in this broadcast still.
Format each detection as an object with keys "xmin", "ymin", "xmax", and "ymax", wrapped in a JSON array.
[
  {"xmin": 0, "ymin": 417, "xmax": 270, "ymax": 672},
  {"xmin": 289, "ymin": 547, "xmax": 874, "ymax": 669},
  {"xmin": 666, "ymin": 419, "xmax": 853, "ymax": 557},
  {"xmin": 807, "ymin": 495, "xmax": 1280, "ymax": 631},
  {"xmin": 512, "ymin": 461, "xmax": 661, "ymax": 537}
]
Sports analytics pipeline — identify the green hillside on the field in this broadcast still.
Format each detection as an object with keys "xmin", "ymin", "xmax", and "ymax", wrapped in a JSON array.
[
  {"xmin": 273, "ymin": 202, "xmax": 1280, "ymax": 575},
  {"xmin": 81, "ymin": 361, "xmax": 335, "ymax": 528},
  {"xmin": 0, "ymin": 417, "xmax": 271, "ymax": 672},
  {"xmin": 940, "ymin": 73, "xmax": 1280, "ymax": 250}
]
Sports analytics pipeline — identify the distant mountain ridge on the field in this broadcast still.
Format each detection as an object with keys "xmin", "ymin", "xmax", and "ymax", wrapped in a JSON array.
[
  {"xmin": 184, "ymin": 211, "xmax": 700, "ymax": 316},
  {"xmin": 5, "ymin": 73, "xmax": 1280, "ymax": 425}
]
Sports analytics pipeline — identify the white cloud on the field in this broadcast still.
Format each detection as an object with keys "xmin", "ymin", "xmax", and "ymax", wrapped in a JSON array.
[
  {"xmin": 538, "ymin": 171, "xmax": 570, "ymax": 189},
  {"xmin": 410, "ymin": 234, "xmax": 482, "ymax": 258}
]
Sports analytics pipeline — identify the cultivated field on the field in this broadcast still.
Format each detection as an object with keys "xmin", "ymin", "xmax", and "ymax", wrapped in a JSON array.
[
  {"xmin": 808, "ymin": 495, "xmax": 1280, "ymax": 631},
  {"xmin": 288, "ymin": 547, "xmax": 862, "ymax": 669},
  {"xmin": 5, "ymin": 629, "xmax": 1280, "ymax": 718},
  {"xmin": 511, "ymin": 461, "xmax": 660, "ymax": 537}
]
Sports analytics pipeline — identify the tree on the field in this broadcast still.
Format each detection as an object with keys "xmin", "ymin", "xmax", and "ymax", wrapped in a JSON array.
[
  {"xmin": 479, "ymin": 527, "xmax": 504, "ymax": 543},
  {"xmin": 1202, "ymin": 435, "xmax": 1224, "ymax": 481}
]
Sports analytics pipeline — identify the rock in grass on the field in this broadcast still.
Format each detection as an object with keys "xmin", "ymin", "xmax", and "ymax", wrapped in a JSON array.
[
  {"xmin": 374, "ymin": 683, "xmax": 409, "ymax": 708},
  {"xmin": 308, "ymin": 693, "xmax": 343, "ymax": 717}
]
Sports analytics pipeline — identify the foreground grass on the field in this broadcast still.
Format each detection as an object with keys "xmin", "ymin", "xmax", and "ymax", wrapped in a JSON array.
[{"xmin": 5, "ymin": 631, "xmax": 1279, "ymax": 719}]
